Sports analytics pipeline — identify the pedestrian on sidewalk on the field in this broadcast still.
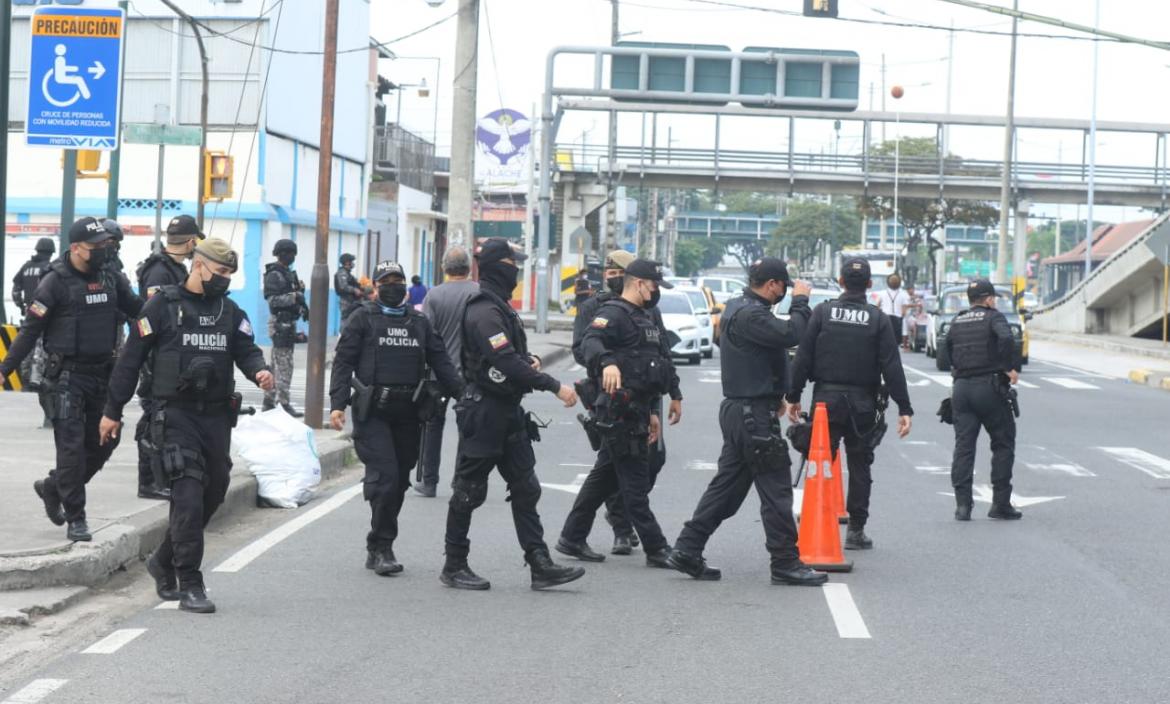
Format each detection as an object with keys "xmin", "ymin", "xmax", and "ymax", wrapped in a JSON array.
[
  {"xmin": 100, "ymin": 238, "xmax": 273, "ymax": 614},
  {"xmin": 408, "ymin": 275, "xmax": 428, "ymax": 307},
  {"xmin": 441, "ymin": 238, "xmax": 585, "ymax": 592},
  {"xmin": 329, "ymin": 261, "xmax": 463, "ymax": 577},
  {"xmin": 0, "ymin": 218, "xmax": 144, "ymax": 543},
  {"xmin": 132, "ymin": 214, "xmax": 205, "ymax": 501},
  {"xmin": 878, "ymin": 274, "xmax": 910, "ymax": 348},
  {"xmin": 417, "ymin": 246, "xmax": 479, "ymax": 497},
  {"xmin": 263, "ymin": 239, "xmax": 308, "ymax": 417}
]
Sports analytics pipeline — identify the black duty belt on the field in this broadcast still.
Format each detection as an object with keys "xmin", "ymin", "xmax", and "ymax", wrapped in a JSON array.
[
  {"xmin": 163, "ymin": 398, "xmax": 233, "ymax": 413},
  {"xmin": 815, "ymin": 382, "xmax": 875, "ymax": 395},
  {"xmin": 62, "ymin": 359, "xmax": 112, "ymax": 375}
]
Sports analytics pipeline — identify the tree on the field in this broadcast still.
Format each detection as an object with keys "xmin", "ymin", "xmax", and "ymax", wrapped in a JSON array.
[
  {"xmin": 767, "ymin": 197, "xmax": 861, "ymax": 271},
  {"xmin": 726, "ymin": 240, "xmax": 765, "ymax": 274},
  {"xmin": 674, "ymin": 240, "xmax": 706, "ymax": 277},
  {"xmin": 693, "ymin": 189, "xmax": 782, "ymax": 215},
  {"xmin": 858, "ymin": 137, "xmax": 999, "ymax": 287}
]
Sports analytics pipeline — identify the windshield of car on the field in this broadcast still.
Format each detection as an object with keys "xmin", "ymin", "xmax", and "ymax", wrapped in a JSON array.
[
  {"xmin": 681, "ymin": 290, "xmax": 708, "ymax": 313},
  {"xmin": 658, "ymin": 292, "xmax": 693, "ymax": 316}
]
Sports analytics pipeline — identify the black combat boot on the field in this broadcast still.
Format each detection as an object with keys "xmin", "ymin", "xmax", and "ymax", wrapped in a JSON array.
[
  {"xmin": 179, "ymin": 585, "xmax": 217, "ymax": 614},
  {"xmin": 146, "ymin": 554, "xmax": 181, "ymax": 600},
  {"xmin": 645, "ymin": 546, "xmax": 673, "ymax": 568},
  {"xmin": 555, "ymin": 537, "xmax": 606, "ymax": 562},
  {"xmin": 988, "ymin": 503, "xmax": 1022, "ymax": 520},
  {"xmin": 611, "ymin": 534, "xmax": 633, "ymax": 556},
  {"xmin": 372, "ymin": 548, "xmax": 403, "ymax": 576},
  {"xmin": 67, "ymin": 519, "xmax": 92, "ymax": 542},
  {"xmin": 954, "ymin": 503, "xmax": 973, "ymax": 521},
  {"xmin": 844, "ymin": 523, "xmax": 873, "ymax": 550},
  {"xmin": 770, "ymin": 562, "xmax": 829, "ymax": 586},
  {"xmin": 440, "ymin": 558, "xmax": 491, "ymax": 590},
  {"xmin": 33, "ymin": 479, "xmax": 65, "ymax": 526},
  {"xmin": 281, "ymin": 403, "xmax": 304, "ymax": 418},
  {"xmin": 413, "ymin": 483, "xmax": 437, "ymax": 498},
  {"xmin": 527, "ymin": 550, "xmax": 586, "ymax": 591},
  {"xmin": 262, "ymin": 399, "xmax": 276, "ymax": 412},
  {"xmin": 667, "ymin": 549, "xmax": 722, "ymax": 581}
]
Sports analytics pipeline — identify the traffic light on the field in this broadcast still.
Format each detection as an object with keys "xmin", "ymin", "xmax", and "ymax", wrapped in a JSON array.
[
  {"xmin": 803, "ymin": 0, "xmax": 838, "ymax": 17},
  {"xmin": 204, "ymin": 151, "xmax": 233, "ymax": 202},
  {"xmin": 76, "ymin": 150, "xmax": 101, "ymax": 172}
]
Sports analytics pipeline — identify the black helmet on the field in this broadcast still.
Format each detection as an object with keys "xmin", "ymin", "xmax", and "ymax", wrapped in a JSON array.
[
  {"xmin": 273, "ymin": 239, "xmax": 297, "ymax": 256},
  {"xmin": 35, "ymin": 237, "xmax": 56, "ymax": 254},
  {"xmin": 339, "ymin": 253, "xmax": 356, "ymax": 265},
  {"xmin": 102, "ymin": 219, "xmax": 124, "ymax": 241}
]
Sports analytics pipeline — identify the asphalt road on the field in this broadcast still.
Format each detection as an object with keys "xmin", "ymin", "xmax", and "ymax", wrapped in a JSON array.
[{"xmin": 5, "ymin": 348, "xmax": 1170, "ymax": 703}]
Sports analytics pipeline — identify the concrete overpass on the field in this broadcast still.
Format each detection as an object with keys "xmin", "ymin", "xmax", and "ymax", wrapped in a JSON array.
[{"xmin": 1030, "ymin": 212, "xmax": 1170, "ymax": 337}]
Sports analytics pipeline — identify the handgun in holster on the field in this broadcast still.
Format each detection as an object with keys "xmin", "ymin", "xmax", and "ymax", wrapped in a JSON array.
[
  {"xmin": 574, "ymin": 378, "xmax": 600, "ymax": 412},
  {"xmin": 996, "ymin": 373, "xmax": 1020, "ymax": 418},
  {"xmin": 350, "ymin": 377, "xmax": 373, "ymax": 423},
  {"xmin": 149, "ymin": 403, "xmax": 169, "ymax": 488},
  {"xmin": 743, "ymin": 406, "xmax": 786, "ymax": 473}
]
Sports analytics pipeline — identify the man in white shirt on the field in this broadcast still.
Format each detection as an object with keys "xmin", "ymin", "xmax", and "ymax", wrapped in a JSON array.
[{"xmin": 877, "ymin": 274, "xmax": 911, "ymax": 346}]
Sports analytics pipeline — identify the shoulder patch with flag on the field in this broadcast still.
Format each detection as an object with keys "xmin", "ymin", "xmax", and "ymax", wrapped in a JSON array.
[
  {"xmin": 28, "ymin": 301, "xmax": 48, "ymax": 318},
  {"xmin": 238, "ymin": 317, "xmax": 253, "ymax": 336},
  {"xmin": 488, "ymin": 332, "xmax": 509, "ymax": 350},
  {"xmin": 145, "ymin": 285, "xmax": 162, "ymax": 298},
  {"xmin": 137, "ymin": 317, "xmax": 154, "ymax": 337},
  {"xmin": 591, "ymin": 317, "xmax": 609, "ymax": 329}
]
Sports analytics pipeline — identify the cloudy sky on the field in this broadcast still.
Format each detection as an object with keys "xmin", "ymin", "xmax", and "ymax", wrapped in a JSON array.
[{"xmin": 373, "ymin": 0, "xmax": 1170, "ymax": 222}]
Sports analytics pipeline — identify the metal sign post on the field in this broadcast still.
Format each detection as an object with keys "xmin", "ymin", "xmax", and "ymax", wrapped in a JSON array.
[{"xmin": 123, "ymin": 122, "xmax": 202, "ymax": 247}]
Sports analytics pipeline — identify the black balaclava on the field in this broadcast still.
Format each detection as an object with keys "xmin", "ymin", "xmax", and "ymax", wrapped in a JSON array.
[{"xmin": 479, "ymin": 261, "xmax": 519, "ymax": 298}]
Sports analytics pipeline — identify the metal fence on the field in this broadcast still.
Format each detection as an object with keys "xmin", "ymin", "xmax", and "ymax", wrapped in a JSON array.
[{"xmin": 373, "ymin": 125, "xmax": 436, "ymax": 194}]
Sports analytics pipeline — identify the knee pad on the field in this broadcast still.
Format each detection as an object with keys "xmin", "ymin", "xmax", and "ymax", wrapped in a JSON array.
[
  {"xmin": 507, "ymin": 472, "xmax": 542, "ymax": 511},
  {"xmin": 449, "ymin": 478, "xmax": 488, "ymax": 512}
]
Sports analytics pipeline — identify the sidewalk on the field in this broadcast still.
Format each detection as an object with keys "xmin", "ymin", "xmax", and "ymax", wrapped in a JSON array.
[{"xmin": 1028, "ymin": 330, "xmax": 1170, "ymax": 389}]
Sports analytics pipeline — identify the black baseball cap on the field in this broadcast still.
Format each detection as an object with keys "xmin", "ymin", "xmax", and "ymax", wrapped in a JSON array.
[
  {"xmin": 624, "ymin": 259, "xmax": 673, "ymax": 288},
  {"xmin": 166, "ymin": 214, "xmax": 206, "ymax": 240},
  {"xmin": 967, "ymin": 278, "xmax": 998, "ymax": 300},
  {"xmin": 372, "ymin": 260, "xmax": 406, "ymax": 282},
  {"xmin": 68, "ymin": 217, "xmax": 114, "ymax": 245},
  {"xmin": 476, "ymin": 238, "xmax": 527, "ymax": 265},
  {"xmin": 749, "ymin": 256, "xmax": 793, "ymax": 286},
  {"xmin": 841, "ymin": 256, "xmax": 871, "ymax": 285}
]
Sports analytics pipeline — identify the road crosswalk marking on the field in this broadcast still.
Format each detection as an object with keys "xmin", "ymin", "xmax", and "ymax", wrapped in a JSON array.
[
  {"xmin": 1096, "ymin": 447, "xmax": 1170, "ymax": 479},
  {"xmin": 82, "ymin": 628, "xmax": 147, "ymax": 654},
  {"xmin": 823, "ymin": 584, "xmax": 871, "ymax": 639},
  {"xmin": 1, "ymin": 679, "xmax": 68, "ymax": 703},
  {"xmin": 1042, "ymin": 377, "xmax": 1101, "ymax": 390}
]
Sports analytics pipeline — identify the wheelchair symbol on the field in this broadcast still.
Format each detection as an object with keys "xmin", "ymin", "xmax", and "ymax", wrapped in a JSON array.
[{"xmin": 41, "ymin": 44, "xmax": 104, "ymax": 108}]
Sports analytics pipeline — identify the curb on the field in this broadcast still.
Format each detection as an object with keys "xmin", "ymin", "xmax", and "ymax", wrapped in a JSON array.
[
  {"xmin": 1030, "ymin": 330, "xmax": 1170, "ymax": 362},
  {"xmin": 1128, "ymin": 367, "xmax": 1170, "ymax": 391},
  {"xmin": 0, "ymin": 437, "xmax": 356, "ymax": 594}
]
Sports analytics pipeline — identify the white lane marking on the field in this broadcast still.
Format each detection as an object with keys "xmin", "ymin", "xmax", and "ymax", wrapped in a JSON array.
[
  {"xmin": 1, "ymin": 679, "xmax": 69, "ymax": 703},
  {"xmin": 902, "ymin": 365, "xmax": 952, "ymax": 387},
  {"xmin": 154, "ymin": 601, "xmax": 180, "ymax": 610},
  {"xmin": 1030, "ymin": 358, "xmax": 1111, "ymax": 378},
  {"xmin": 1096, "ymin": 447, "xmax": 1170, "ymax": 479},
  {"xmin": 907, "ymin": 378, "xmax": 932, "ymax": 387},
  {"xmin": 82, "ymin": 628, "xmax": 147, "ymax": 654},
  {"xmin": 1024, "ymin": 462, "xmax": 1095, "ymax": 478},
  {"xmin": 1043, "ymin": 377, "xmax": 1101, "ymax": 390},
  {"xmin": 558, "ymin": 463, "xmax": 594, "ymax": 467},
  {"xmin": 1015, "ymin": 379, "xmax": 1039, "ymax": 388},
  {"xmin": 822, "ymin": 584, "xmax": 871, "ymax": 639},
  {"xmin": 939, "ymin": 484, "xmax": 1064, "ymax": 507},
  {"xmin": 915, "ymin": 465, "xmax": 950, "ymax": 475},
  {"xmin": 541, "ymin": 473, "xmax": 588, "ymax": 495},
  {"xmin": 904, "ymin": 440, "xmax": 936, "ymax": 446},
  {"xmin": 213, "ymin": 484, "xmax": 363, "ymax": 573},
  {"xmin": 687, "ymin": 460, "xmax": 718, "ymax": 471},
  {"xmin": 567, "ymin": 363, "xmax": 583, "ymax": 373}
]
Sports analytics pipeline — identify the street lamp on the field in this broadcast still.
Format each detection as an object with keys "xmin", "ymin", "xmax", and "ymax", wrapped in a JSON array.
[
  {"xmin": 392, "ymin": 79, "xmax": 431, "ymax": 129},
  {"xmin": 891, "ymin": 85, "xmax": 903, "ymax": 250},
  {"xmin": 392, "ymin": 56, "xmax": 442, "ymax": 146}
]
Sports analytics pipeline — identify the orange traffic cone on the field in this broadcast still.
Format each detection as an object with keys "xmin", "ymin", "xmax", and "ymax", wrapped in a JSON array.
[
  {"xmin": 830, "ymin": 450, "xmax": 849, "ymax": 525},
  {"xmin": 798, "ymin": 403, "xmax": 853, "ymax": 572}
]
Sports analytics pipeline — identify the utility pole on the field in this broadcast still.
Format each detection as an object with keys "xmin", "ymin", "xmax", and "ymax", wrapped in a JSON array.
[
  {"xmin": 305, "ymin": 0, "xmax": 341, "ymax": 429},
  {"xmin": 1085, "ymin": 0, "xmax": 1101, "ymax": 280},
  {"xmin": 994, "ymin": 0, "xmax": 1019, "ymax": 283},
  {"xmin": 0, "ymin": 0, "xmax": 11, "ymax": 325},
  {"xmin": 605, "ymin": 0, "xmax": 619, "ymax": 252},
  {"xmin": 944, "ymin": 21, "xmax": 955, "ymax": 157},
  {"xmin": 448, "ymin": 0, "xmax": 480, "ymax": 246}
]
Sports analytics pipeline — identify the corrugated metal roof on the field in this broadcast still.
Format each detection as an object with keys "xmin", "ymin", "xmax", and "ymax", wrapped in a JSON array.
[{"xmin": 1042, "ymin": 219, "xmax": 1154, "ymax": 266}]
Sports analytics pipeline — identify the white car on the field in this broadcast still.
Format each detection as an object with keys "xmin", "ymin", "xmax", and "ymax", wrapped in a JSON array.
[
  {"xmin": 696, "ymin": 275, "xmax": 748, "ymax": 304},
  {"xmin": 773, "ymin": 288, "xmax": 840, "ymax": 319},
  {"xmin": 657, "ymin": 289, "xmax": 704, "ymax": 365},
  {"xmin": 676, "ymin": 286, "xmax": 715, "ymax": 359}
]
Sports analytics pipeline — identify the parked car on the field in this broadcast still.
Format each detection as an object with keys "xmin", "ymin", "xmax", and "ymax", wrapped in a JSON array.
[
  {"xmin": 697, "ymin": 275, "xmax": 748, "ymax": 304},
  {"xmin": 677, "ymin": 286, "xmax": 715, "ymax": 358},
  {"xmin": 928, "ymin": 284, "xmax": 1030, "ymax": 371},
  {"xmin": 658, "ymin": 289, "xmax": 704, "ymax": 365},
  {"xmin": 699, "ymin": 285, "xmax": 724, "ymax": 344}
]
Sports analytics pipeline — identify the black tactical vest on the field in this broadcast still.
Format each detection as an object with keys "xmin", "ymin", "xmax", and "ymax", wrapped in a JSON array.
[
  {"xmin": 150, "ymin": 287, "xmax": 236, "ymax": 401},
  {"xmin": 948, "ymin": 307, "xmax": 999, "ymax": 375},
  {"xmin": 266, "ymin": 264, "xmax": 301, "ymax": 320},
  {"xmin": 136, "ymin": 253, "xmax": 187, "ymax": 297},
  {"xmin": 812, "ymin": 298, "xmax": 883, "ymax": 388},
  {"xmin": 719, "ymin": 295, "xmax": 784, "ymax": 400},
  {"xmin": 19, "ymin": 258, "xmax": 50, "ymax": 303},
  {"xmin": 598, "ymin": 300, "xmax": 671, "ymax": 396},
  {"xmin": 462, "ymin": 289, "xmax": 529, "ymax": 398},
  {"xmin": 41, "ymin": 261, "xmax": 119, "ymax": 360},
  {"xmin": 358, "ymin": 307, "xmax": 425, "ymax": 387}
]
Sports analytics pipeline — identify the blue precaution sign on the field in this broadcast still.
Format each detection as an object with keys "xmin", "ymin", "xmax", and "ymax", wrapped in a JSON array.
[{"xmin": 25, "ymin": 6, "xmax": 125, "ymax": 150}]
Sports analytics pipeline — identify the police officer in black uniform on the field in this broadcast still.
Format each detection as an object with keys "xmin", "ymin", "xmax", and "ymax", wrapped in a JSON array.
[
  {"xmin": 946, "ymin": 278, "xmax": 1022, "ymax": 521},
  {"xmin": 558, "ymin": 258, "xmax": 677, "ymax": 568},
  {"xmin": 334, "ymin": 253, "xmax": 363, "ymax": 321},
  {"xmin": 132, "ymin": 214, "xmax": 205, "ymax": 501},
  {"xmin": 100, "ymin": 238, "xmax": 274, "ymax": 614},
  {"xmin": 263, "ymin": 239, "xmax": 308, "ymax": 416},
  {"xmin": 12, "ymin": 238, "xmax": 55, "ymax": 321},
  {"xmin": 442, "ymin": 238, "xmax": 585, "ymax": 591},
  {"xmin": 669, "ymin": 257, "xmax": 826, "ymax": 585},
  {"xmin": 786, "ymin": 257, "xmax": 914, "ymax": 550},
  {"xmin": 329, "ymin": 260, "xmax": 463, "ymax": 576},
  {"xmin": 571, "ymin": 250, "xmax": 683, "ymax": 556},
  {"xmin": 0, "ymin": 218, "xmax": 144, "ymax": 542}
]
